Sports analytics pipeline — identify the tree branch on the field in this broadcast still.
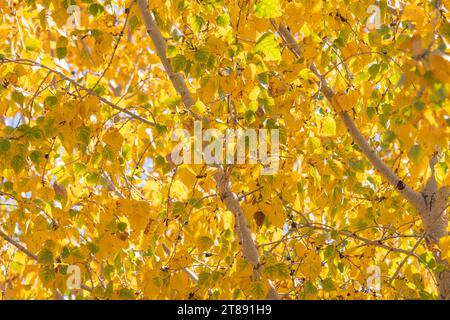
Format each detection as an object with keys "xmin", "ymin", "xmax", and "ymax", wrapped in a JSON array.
[
  {"xmin": 103, "ymin": 171, "xmax": 200, "ymax": 285},
  {"xmin": 162, "ymin": 243, "xmax": 199, "ymax": 284},
  {"xmin": 136, "ymin": 0, "xmax": 198, "ymax": 118},
  {"xmin": 0, "ymin": 58, "xmax": 157, "ymax": 127},
  {"xmin": 136, "ymin": 0, "xmax": 279, "ymax": 299},
  {"xmin": 214, "ymin": 169, "xmax": 280, "ymax": 300},
  {"xmin": 0, "ymin": 228, "xmax": 92, "ymax": 293},
  {"xmin": 0, "ymin": 228, "xmax": 38, "ymax": 260},
  {"xmin": 339, "ymin": 112, "xmax": 422, "ymax": 209},
  {"xmin": 274, "ymin": 22, "xmax": 423, "ymax": 210},
  {"xmin": 388, "ymin": 234, "xmax": 425, "ymax": 286}
]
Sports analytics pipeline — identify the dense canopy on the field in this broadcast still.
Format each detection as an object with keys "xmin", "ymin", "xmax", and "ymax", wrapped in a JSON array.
[{"xmin": 1, "ymin": 0, "xmax": 450, "ymax": 300}]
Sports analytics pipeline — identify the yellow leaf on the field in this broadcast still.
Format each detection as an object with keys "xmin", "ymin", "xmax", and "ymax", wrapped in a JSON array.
[
  {"xmin": 320, "ymin": 116, "xmax": 336, "ymax": 137},
  {"xmin": 102, "ymin": 128, "xmax": 123, "ymax": 152},
  {"xmin": 171, "ymin": 180, "xmax": 189, "ymax": 200},
  {"xmin": 192, "ymin": 101, "xmax": 206, "ymax": 115},
  {"xmin": 440, "ymin": 236, "xmax": 450, "ymax": 263},
  {"xmin": 178, "ymin": 165, "xmax": 197, "ymax": 187},
  {"xmin": 429, "ymin": 53, "xmax": 450, "ymax": 83},
  {"xmin": 402, "ymin": 5, "xmax": 425, "ymax": 27}
]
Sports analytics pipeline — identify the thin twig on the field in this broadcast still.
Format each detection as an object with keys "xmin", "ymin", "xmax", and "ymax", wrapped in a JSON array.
[{"xmin": 0, "ymin": 58, "xmax": 157, "ymax": 127}]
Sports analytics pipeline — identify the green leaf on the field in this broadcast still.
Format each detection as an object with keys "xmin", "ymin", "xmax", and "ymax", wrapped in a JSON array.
[
  {"xmin": 198, "ymin": 236, "xmax": 213, "ymax": 250},
  {"xmin": 348, "ymin": 159, "xmax": 364, "ymax": 172},
  {"xmin": 368, "ymin": 64, "xmax": 380, "ymax": 77},
  {"xmin": 129, "ymin": 15, "xmax": 140, "ymax": 32},
  {"xmin": 56, "ymin": 36, "xmax": 68, "ymax": 48},
  {"xmin": 329, "ymin": 159, "xmax": 344, "ymax": 178},
  {"xmin": 304, "ymin": 280, "xmax": 318, "ymax": 295},
  {"xmin": 118, "ymin": 288, "xmax": 135, "ymax": 300},
  {"xmin": 25, "ymin": 37, "xmax": 41, "ymax": 51},
  {"xmin": 166, "ymin": 45, "xmax": 177, "ymax": 58},
  {"xmin": 42, "ymin": 117, "xmax": 56, "ymax": 137},
  {"xmin": 78, "ymin": 126, "xmax": 91, "ymax": 146},
  {"xmin": 74, "ymin": 162, "xmax": 87, "ymax": 175},
  {"xmin": 420, "ymin": 252, "xmax": 436, "ymax": 269},
  {"xmin": 189, "ymin": 15, "xmax": 204, "ymax": 33},
  {"xmin": 56, "ymin": 47, "xmax": 67, "ymax": 59},
  {"xmin": 194, "ymin": 49, "xmax": 209, "ymax": 63},
  {"xmin": 89, "ymin": 3, "xmax": 104, "ymax": 17},
  {"xmin": 55, "ymin": 36, "xmax": 68, "ymax": 59},
  {"xmin": 419, "ymin": 290, "xmax": 434, "ymax": 300},
  {"xmin": 232, "ymin": 289, "xmax": 243, "ymax": 299},
  {"xmin": 198, "ymin": 272, "xmax": 210, "ymax": 287},
  {"xmin": 29, "ymin": 126, "xmax": 44, "ymax": 140},
  {"xmin": 263, "ymin": 263, "xmax": 290, "ymax": 280},
  {"xmin": 320, "ymin": 277, "xmax": 336, "ymax": 291},
  {"xmin": 299, "ymin": 68, "xmax": 311, "ymax": 80},
  {"xmin": 413, "ymin": 100, "xmax": 425, "ymax": 111},
  {"xmin": 11, "ymin": 155, "xmax": 26, "ymax": 174},
  {"xmin": 86, "ymin": 172, "xmax": 100, "ymax": 185},
  {"xmin": 88, "ymin": 242, "xmax": 99, "ymax": 254},
  {"xmin": 11, "ymin": 90, "xmax": 25, "ymax": 106},
  {"xmin": 366, "ymin": 106, "xmax": 376, "ymax": 119},
  {"xmin": 102, "ymin": 144, "xmax": 115, "ymax": 160},
  {"xmin": 171, "ymin": 201, "xmax": 183, "ymax": 218},
  {"xmin": 44, "ymin": 95, "xmax": 58, "ymax": 107},
  {"xmin": 216, "ymin": 13, "xmax": 230, "ymax": 27},
  {"xmin": 0, "ymin": 139, "xmax": 11, "ymax": 153},
  {"xmin": 442, "ymin": 21, "xmax": 450, "ymax": 39},
  {"xmin": 30, "ymin": 150, "xmax": 44, "ymax": 164},
  {"xmin": 155, "ymin": 123, "xmax": 167, "ymax": 134},
  {"xmin": 354, "ymin": 71, "xmax": 370, "ymax": 83},
  {"xmin": 381, "ymin": 130, "xmax": 395, "ymax": 144},
  {"xmin": 10, "ymin": 260, "xmax": 24, "ymax": 273},
  {"xmin": 17, "ymin": 124, "xmax": 32, "ymax": 138},
  {"xmin": 121, "ymin": 144, "xmax": 131, "ymax": 161},
  {"xmin": 250, "ymin": 281, "xmax": 265, "ymax": 299},
  {"xmin": 171, "ymin": 54, "xmax": 187, "ymax": 73},
  {"xmin": 38, "ymin": 248, "xmax": 53, "ymax": 265},
  {"xmin": 39, "ymin": 267, "xmax": 55, "ymax": 284},
  {"xmin": 117, "ymin": 221, "xmax": 127, "ymax": 232},
  {"xmin": 324, "ymin": 245, "xmax": 335, "ymax": 259},
  {"xmin": 253, "ymin": 32, "xmax": 281, "ymax": 61},
  {"xmin": 408, "ymin": 144, "xmax": 423, "ymax": 165},
  {"xmin": 245, "ymin": 110, "xmax": 256, "ymax": 124},
  {"xmin": 1, "ymin": 181, "xmax": 13, "ymax": 192},
  {"xmin": 254, "ymin": 0, "xmax": 282, "ymax": 18},
  {"xmin": 321, "ymin": 116, "xmax": 336, "ymax": 137}
]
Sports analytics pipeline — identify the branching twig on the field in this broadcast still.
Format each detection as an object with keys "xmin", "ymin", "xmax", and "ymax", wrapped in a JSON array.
[
  {"xmin": 274, "ymin": 21, "xmax": 424, "ymax": 211},
  {"xmin": 137, "ymin": 0, "xmax": 279, "ymax": 299},
  {"xmin": 0, "ymin": 228, "xmax": 93, "ymax": 293},
  {"xmin": 0, "ymin": 58, "xmax": 157, "ymax": 127},
  {"xmin": 388, "ymin": 235, "xmax": 425, "ymax": 286},
  {"xmin": 136, "ymin": 0, "xmax": 199, "ymax": 118}
]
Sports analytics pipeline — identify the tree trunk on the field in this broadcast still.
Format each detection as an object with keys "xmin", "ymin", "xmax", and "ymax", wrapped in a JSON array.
[
  {"xmin": 418, "ymin": 185, "xmax": 450, "ymax": 299},
  {"xmin": 434, "ymin": 256, "xmax": 450, "ymax": 299}
]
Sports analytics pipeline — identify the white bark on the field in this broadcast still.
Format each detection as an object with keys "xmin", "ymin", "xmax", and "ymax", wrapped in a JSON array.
[
  {"xmin": 214, "ymin": 169, "xmax": 280, "ymax": 300},
  {"xmin": 276, "ymin": 21, "xmax": 450, "ymax": 299},
  {"xmin": 137, "ymin": 0, "xmax": 279, "ymax": 299},
  {"xmin": 418, "ymin": 156, "xmax": 450, "ymax": 299},
  {"xmin": 136, "ymin": 0, "xmax": 197, "ymax": 115},
  {"xmin": 276, "ymin": 22, "xmax": 422, "ymax": 208},
  {"xmin": 339, "ymin": 112, "xmax": 423, "ymax": 209},
  {"xmin": 214, "ymin": 171, "xmax": 261, "ymax": 267}
]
